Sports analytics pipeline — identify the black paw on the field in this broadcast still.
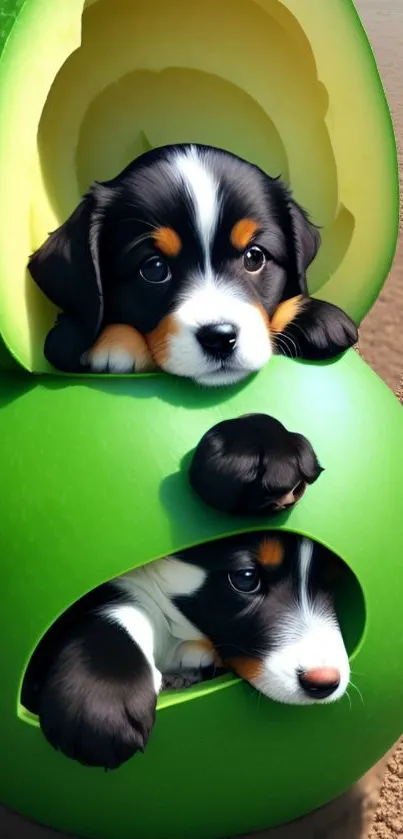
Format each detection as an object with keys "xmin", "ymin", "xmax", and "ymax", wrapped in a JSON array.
[
  {"xmin": 44, "ymin": 313, "xmax": 93, "ymax": 373},
  {"xmin": 273, "ymin": 296, "xmax": 358, "ymax": 361},
  {"xmin": 38, "ymin": 618, "xmax": 158, "ymax": 769},
  {"xmin": 189, "ymin": 413, "xmax": 323, "ymax": 516}
]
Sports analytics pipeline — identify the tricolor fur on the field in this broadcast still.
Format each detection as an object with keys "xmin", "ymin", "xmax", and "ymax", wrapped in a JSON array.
[
  {"xmin": 23, "ymin": 533, "xmax": 350, "ymax": 770},
  {"xmin": 29, "ymin": 144, "xmax": 357, "ymax": 383}
]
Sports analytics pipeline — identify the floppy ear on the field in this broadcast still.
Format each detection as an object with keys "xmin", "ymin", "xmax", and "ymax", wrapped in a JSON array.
[
  {"xmin": 28, "ymin": 194, "xmax": 103, "ymax": 340},
  {"xmin": 271, "ymin": 295, "xmax": 358, "ymax": 361},
  {"xmin": 285, "ymin": 192, "xmax": 321, "ymax": 298}
]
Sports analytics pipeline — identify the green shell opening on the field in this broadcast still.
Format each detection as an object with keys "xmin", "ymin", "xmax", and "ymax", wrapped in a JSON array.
[{"xmin": 18, "ymin": 531, "xmax": 366, "ymax": 724}]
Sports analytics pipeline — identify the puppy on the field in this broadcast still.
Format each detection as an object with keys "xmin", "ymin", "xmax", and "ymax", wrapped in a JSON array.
[
  {"xmin": 189, "ymin": 413, "xmax": 324, "ymax": 515},
  {"xmin": 29, "ymin": 144, "xmax": 358, "ymax": 382},
  {"xmin": 22, "ymin": 533, "xmax": 350, "ymax": 770}
]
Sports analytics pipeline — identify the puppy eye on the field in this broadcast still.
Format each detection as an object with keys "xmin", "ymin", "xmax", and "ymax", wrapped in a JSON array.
[
  {"xmin": 243, "ymin": 245, "xmax": 266, "ymax": 273},
  {"xmin": 139, "ymin": 256, "xmax": 171, "ymax": 284},
  {"xmin": 228, "ymin": 568, "xmax": 261, "ymax": 594}
]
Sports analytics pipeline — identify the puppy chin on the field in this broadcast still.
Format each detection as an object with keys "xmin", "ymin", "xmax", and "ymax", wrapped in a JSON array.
[
  {"xmin": 157, "ymin": 339, "xmax": 272, "ymax": 386},
  {"xmin": 195, "ymin": 366, "xmax": 257, "ymax": 388},
  {"xmin": 161, "ymin": 357, "xmax": 269, "ymax": 387}
]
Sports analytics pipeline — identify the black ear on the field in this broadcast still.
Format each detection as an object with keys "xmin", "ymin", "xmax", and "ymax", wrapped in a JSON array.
[
  {"xmin": 284, "ymin": 191, "xmax": 321, "ymax": 298},
  {"xmin": 28, "ymin": 193, "xmax": 103, "ymax": 341},
  {"xmin": 189, "ymin": 414, "xmax": 323, "ymax": 516},
  {"xmin": 271, "ymin": 296, "xmax": 358, "ymax": 361}
]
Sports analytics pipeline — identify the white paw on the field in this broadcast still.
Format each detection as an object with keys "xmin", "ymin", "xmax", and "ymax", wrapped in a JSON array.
[
  {"xmin": 84, "ymin": 347, "xmax": 137, "ymax": 373},
  {"xmin": 152, "ymin": 667, "xmax": 163, "ymax": 694}
]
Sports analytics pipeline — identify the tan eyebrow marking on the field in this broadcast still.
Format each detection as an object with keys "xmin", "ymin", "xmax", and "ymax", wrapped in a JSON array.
[
  {"xmin": 270, "ymin": 296, "xmax": 306, "ymax": 334},
  {"xmin": 230, "ymin": 218, "xmax": 260, "ymax": 251},
  {"xmin": 153, "ymin": 227, "xmax": 182, "ymax": 257},
  {"xmin": 257, "ymin": 537, "xmax": 285, "ymax": 567}
]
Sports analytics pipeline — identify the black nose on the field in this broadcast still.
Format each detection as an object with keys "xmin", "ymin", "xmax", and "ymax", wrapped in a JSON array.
[
  {"xmin": 196, "ymin": 323, "xmax": 238, "ymax": 359},
  {"xmin": 298, "ymin": 668, "xmax": 341, "ymax": 700}
]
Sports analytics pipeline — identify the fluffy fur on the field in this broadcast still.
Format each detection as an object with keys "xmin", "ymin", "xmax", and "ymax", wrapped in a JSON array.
[
  {"xmin": 29, "ymin": 144, "xmax": 358, "ymax": 383},
  {"xmin": 189, "ymin": 413, "xmax": 324, "ymax": 515},
  {"xmin": 22, "ymin": 533, "xmax": 350, "ymax": 770}
]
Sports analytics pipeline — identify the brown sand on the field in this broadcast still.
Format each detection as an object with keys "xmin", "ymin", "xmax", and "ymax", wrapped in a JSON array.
[
  {"xmin": 356, "ymin": 2, "xmax": 403, "ymax": 830},
  {"xmin": 370, "ymin": 742, "xmax": 403, "ymax": 839},
  {"xmin": 355, "ymin": 0, "xmax": 403, "ymax": 392}
]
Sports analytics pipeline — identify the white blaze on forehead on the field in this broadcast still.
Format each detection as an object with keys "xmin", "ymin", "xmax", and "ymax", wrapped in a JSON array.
[
  {"xmin": 298, "ymin": 537, "xmax": 314, "ymax": 615},
  {"xmin": 171, "ymin": 147, "xmax": 220, "ymax": 262},
  {"xmin": 177, "ymin": 273, "xmax": 251, "ymax": 326}
]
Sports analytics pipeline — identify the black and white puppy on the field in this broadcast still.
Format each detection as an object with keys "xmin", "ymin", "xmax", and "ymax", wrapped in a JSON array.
[
  {"xmin": 29, "ymin": 144, "xmax": 357, "ymax": 382},
  {"xmin": 22, "ymin": 533, "xmax": 350, "ymax": 770}
]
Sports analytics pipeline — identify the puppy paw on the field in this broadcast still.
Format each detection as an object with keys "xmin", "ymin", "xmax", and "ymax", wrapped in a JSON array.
[
  {"xmin": 271, "ymin": 296, "xmax": 358, "ymax": 361},
  {"xmin": 189, "ymin": 413, "xmax": 323, "ymax": 516},
  {"xmin": 38, "ymin": 624, "xmax": 159, "ymax": 769},
  {"xmin": 82, "ymin": 324, "xmax": 156, "ymax": 373}
]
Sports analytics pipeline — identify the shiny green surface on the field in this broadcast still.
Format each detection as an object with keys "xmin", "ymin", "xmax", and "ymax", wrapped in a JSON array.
[{"xmin": 0, "ymin": 352, "xmax": 403, "ymax": 838}]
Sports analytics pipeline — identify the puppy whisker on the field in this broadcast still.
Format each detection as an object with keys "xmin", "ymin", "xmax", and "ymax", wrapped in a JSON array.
[
  {"xmin": 122, "ymin": 231, "xmax": 155, "ymax": 254},
  {"xmin": 275, "ymin": 333, "xmax": 299, "ymax": 359},
  {"xmin": 213, "ymin": 641, "xmax": 266, "ymax": 659},
  {"xmin": 119, "ymin": 216, "xmax": 159, "ymax": 231},
  {"xmin": 273, "ymin": 335, "xmax": 291, "ymax": 358},
  {"xmin": 279, "ymin": 332, "xmax": 300, "ymax": 359},
  {"xmin": 348, "ymin": 680, "xmax": 364, "ymax": 707}
]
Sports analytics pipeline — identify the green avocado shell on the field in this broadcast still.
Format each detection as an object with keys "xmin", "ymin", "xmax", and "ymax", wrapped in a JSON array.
[{"xmin": 0, "ymin": 352, "xmax": 402, "ymax": 838}]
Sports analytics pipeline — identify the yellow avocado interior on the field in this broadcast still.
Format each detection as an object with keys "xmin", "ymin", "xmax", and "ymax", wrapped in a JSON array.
[{"xmin": 0, "ymin": 0, "xmax": 398, "ymax": 373}]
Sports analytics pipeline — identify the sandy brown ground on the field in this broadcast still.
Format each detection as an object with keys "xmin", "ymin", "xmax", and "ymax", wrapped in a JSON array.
[
  {"xmin": 1, "ymin": 1, "xmax": 402, "ymax": 837},
  {"xmin": 356, "ymin": 0, "xmax": 403, "ymax": 392},
  {"xmin": 348, "ymin": 3, "xmax": 403, "ymax": 830}
]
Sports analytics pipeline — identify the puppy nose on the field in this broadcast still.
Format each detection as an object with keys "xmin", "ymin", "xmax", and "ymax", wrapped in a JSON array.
[
  {"xmin": 196, "ymin": 323, "xmax": 238, "ymax": 358},
  {"xmin": 298, "ymin": 667, "xmax": 341, "ymax": 700}
]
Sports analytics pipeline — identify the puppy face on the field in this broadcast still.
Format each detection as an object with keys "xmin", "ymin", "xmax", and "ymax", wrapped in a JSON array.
[
  {"xmin": 29, "ymin": 144, "xmax": 357, "ymax": 382},
  {"xmin": 135, "ymin": 146, "xmax": 312, "ymax": 386},
  {"xmin": 173, "ymin": 533, "xmax": 350, "ymax": 705}
]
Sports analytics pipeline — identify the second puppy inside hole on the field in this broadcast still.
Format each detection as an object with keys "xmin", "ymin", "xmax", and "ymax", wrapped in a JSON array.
[{"xmin": 21, "ymin": 529, "xmax": 363, "ymax": 770}]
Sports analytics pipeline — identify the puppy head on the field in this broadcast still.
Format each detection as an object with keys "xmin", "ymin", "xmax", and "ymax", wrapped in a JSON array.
[
  {"xmin": 173, "ymin": 533, "xmax": 350, "ymax": 705},
  {"xmin": 29, "ymin": 144, "xmax": 356, "ymax": 382}
]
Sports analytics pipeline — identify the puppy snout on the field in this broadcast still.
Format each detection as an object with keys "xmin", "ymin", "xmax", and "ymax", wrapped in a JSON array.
[
  {"xmin": 298, "ymin": 667, "xmax": 341, "ymax": 700},
  {"xmin": 196, "ymin": 323, "xmax": 238, "ymax": 359}
]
